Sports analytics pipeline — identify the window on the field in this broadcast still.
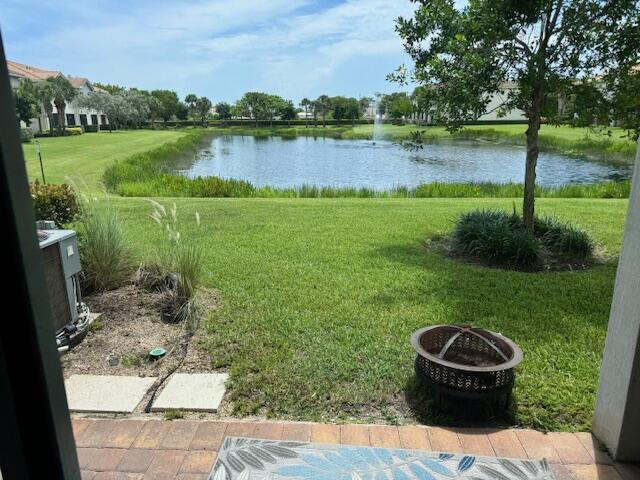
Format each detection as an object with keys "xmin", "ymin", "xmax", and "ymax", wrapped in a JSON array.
[
  {"xmin": 50, "ymin": 114, "xmax": 59, "ymax": 128},
  {"xmin": 66, "ymin": 114, "xmax": 76, "ymax": 126},
  {"xmin": 100, "ymin": 114, "xmax": 107, "ymax": 125},
  {"xmin": 79, "ymin": 114, "xmax": 88, "ymax": 126},
  {"xmin": 91, "ymin": 114, "xmax": 98, "ymax": 125}
]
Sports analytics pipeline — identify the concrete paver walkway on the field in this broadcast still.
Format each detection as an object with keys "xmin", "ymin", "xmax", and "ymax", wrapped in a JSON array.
[{"xmin": 73, "ymin": 418, "xmax": 640, "ymax": 480}]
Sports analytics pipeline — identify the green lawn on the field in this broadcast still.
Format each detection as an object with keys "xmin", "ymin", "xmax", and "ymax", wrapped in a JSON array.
[
  {"xmin": 22, "ymin": 130, "xmax": 186, "ymax": 189},
  {"xmin": 22, "ymin": 128, "xmax": 632, "ymax": 430},
  {"xmin": 114, "ymin": 195, "xmax": 627, "ymax": 431}
]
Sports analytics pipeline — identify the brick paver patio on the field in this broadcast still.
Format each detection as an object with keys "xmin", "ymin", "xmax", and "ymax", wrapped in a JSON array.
[{"xmin": 73, "ymin": 418, "xmax": 640, "ymax": 480}]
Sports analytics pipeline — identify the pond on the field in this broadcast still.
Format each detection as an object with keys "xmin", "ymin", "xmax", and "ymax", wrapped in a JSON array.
[{"xmin": 176, "ymin": 135, "xmax": 630, "ymax": 189}]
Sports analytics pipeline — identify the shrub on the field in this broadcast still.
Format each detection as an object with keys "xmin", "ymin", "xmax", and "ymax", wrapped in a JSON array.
[
  {"xmin": 66, "ymin": 127, "xmax": 83, "ymax": 136},
  {"xmin": 149, "ymin": 201, "xmax": 204, "ymax": 329},
  {"xmin": 83, "ymin": 125, "xmax": 99, "ymax": 133},
  {"xmin": 34, "ymin": 128, "xmax": 83, "ymax": 137},
  {"xmin": 451, "ymin": 209, "xmax": 594, "ymax": 268},
  {"xmin": 20, "ymin": 127, "xmax": 33, "ymax": 143},
  {"xmin": 534, "ymin": 216, "xmax": 594, "ymax": 258},
  {"xmin": 77, "ymin": 195, "xmax": 132, "ymax": 292},
  {"xmin": 452, "ymin": 210, "xmax": 542, "ymax": 267},
  {"xmin": 30, "ymin": 181, "xmax": 80, "ymax": 226}
]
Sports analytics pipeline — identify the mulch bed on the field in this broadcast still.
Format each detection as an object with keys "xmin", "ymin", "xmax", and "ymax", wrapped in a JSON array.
[
  {"xmin": 424, "ymin": 235, "xmax": 606, "ymax": 272},
  {"xmin": 61, "ymin": 284, "xmax": 218, "ymax": 379}
]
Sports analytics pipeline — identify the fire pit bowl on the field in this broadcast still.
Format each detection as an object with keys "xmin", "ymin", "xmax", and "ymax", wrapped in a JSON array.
[{"xmin": 411, "ymin": 325, "xmax": 523, "ymax": 401}]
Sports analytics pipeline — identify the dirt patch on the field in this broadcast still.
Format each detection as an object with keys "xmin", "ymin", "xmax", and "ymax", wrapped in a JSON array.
[{"xmin": 61, "ymin": 284, "xmax": 218, "ymax": 379}]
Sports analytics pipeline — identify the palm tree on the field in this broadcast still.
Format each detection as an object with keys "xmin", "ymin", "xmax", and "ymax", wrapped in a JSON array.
[
  {"xmin": 47, "ymin": 76, "xmax": 77, "ymax": 135},
  {"xmin": 185, "ymin": 93, "xmax": 198, "ymax": 127},
  {"xmin": 310, "ymin": 100, "xmax": 319, "ymax": 127},
  {"xmin": 299, "ymin": 98, "xmax": 311, "ymax": 128},
  {"xmin": 316, "ymin": 95, "xmax": 331, "ymax": 127},
  {"xmin": 33, "ymin": 80, "xmax": 55, "ymax": 134}
]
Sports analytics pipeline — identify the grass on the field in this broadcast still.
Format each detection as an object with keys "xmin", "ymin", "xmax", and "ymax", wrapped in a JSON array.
[
  {"xmin": 115, "ymin": 178, "xmax": 631, "ymax": 199},
  {"xmin": 22, "ymin": 129, "xmax": 186, "ymax": 190},
  {"xmin": 21, "ymin": 125, "xmax": 634, "ymax": 430},
  {"xmin": 113, "ymin": 196, "xmax": 628, "ymax": 431},
  {"xmin": 163, "ymin": 409, "xmax": 184, "ymax": 420}
]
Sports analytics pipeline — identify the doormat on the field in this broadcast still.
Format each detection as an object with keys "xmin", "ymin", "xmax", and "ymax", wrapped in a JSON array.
[{"xmin": 210, "ymin": 436, "xmax": 554, "ymax": 479}]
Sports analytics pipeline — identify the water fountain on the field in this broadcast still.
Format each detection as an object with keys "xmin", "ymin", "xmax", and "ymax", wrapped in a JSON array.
[{"xmin": 372, "ymin": 93, "xmax": 382, "ymax": 145}]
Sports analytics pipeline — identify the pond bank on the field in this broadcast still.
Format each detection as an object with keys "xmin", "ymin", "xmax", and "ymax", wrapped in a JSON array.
[{"xmin": 103, "ymin": 129, "xmax": 631, "ymax": 199}]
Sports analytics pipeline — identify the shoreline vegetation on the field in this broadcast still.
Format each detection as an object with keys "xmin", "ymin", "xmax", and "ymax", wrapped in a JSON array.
[{"xmin": 103, "ymin": 128, "xmax": 632, "ymax": 199}]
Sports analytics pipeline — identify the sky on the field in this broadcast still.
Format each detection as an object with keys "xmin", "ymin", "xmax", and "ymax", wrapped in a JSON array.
[{"xmin": 1, "ymin": 0, "xmax": 419, "ymax": 104}]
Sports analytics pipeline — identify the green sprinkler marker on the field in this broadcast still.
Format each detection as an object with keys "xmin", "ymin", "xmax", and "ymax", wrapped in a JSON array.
[{"xmin": 149, "ymin": 347, "xmax": 166, "ymax": 360}]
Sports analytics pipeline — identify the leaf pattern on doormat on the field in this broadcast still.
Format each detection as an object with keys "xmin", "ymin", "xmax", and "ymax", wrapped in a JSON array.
[{"xmin": 209, "ymin": 437, "xmax": 555, "ymax": 480}]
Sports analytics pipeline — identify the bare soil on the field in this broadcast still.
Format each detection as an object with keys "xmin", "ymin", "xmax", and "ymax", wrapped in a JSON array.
[{"xmin": 61, "ymin": 284, "xmax": 218, "ymax": 380}]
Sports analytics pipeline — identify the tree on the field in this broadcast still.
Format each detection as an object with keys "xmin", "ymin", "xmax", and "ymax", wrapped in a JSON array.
[
  {"xmin": 151, "ymin": 90, "xmax": 180, "ymax": 126},
  {"xmin": 231, "ymin": 100, "xmax": 250, "ymax": 121},
  {"xmin": 391, "ymin": 0, "xmax": 640, "ymax": 231},
  {"xmin": 76, "ymin": 91, "xmax": 114, "ymax": 130},
  {"xmin": 185, "ymin": 93, "xmax": 198, "ymax": 127},
  {"xmin": 239, "ymin": 92, "xmax": 271, "ymax": 126},
  {"xmin": 610, "ymin": 70, "xmax": 640, "ymax": 139},
  {"xmin": 175, "ymin": 102, "xmax": 189, "ymax": 121},
  {"xmin": 358, "ymin": 96, "xmax": 373, "ymax": 117},
  {"xmin": 316, "ymin": 95, "xmax": 331, "ymax": 127},
  {"xmin": 145, "ymin": 94, "xmax": 163, "ymax": 129},
  {"xmin": 13, "ymin": 79, "xmax": 39, "ymax": 127},
  {"xmin": 332, "ymin": 96, "xmax": 361, "ymax": 125},
  {"xmin": 300, "ymin": 97, "xmax": 311, "ymax": 127},
  {"xmin": 215, "ymin": 102, "xmax": 232, "ymax": 122},
  {"xmin": 412, "ymin": 86, "xmax": 435, "ymax": 125},
  {"xmin": 381, "ymin": 92, "xmax": 413, "ymax": 122},
  {"xmin": 310, "ymin": 100, "xmax": 319, "ymax": 127},
  {"xmin": 77, "ymin": 91, "xmax": 121, "ymax": 130},
  {"xmin": 33, "ymin": 80, "xmax": 55, "ymax": 133},
  {"xmin": 121, "ymin": 89, "xmax": 150, "ymax": 128},
  {"xmin": 279, "ymin": 99, "xmax": 297, "ymax": 127},
  {"xmin": 195, "ymin": 96, "xmax": 212, "ymax": 127},
  {"xmin": 266, "ymin": 95, "xmax": 280, "ymax": 127},
  {"xmin": 78, "ymin": 89, "xmax": 150, "ymax": 131},
  {"xmin": 93, "ymin": 82, "xmax": 125, "ymax": 94},
  {"xmin": 47, "ymin": 76, "xmax": 77, "ymax": 134}
]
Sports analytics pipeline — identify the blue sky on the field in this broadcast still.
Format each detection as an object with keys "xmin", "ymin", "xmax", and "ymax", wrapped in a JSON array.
[{"xmin": 1, "ymin": 0, "xmax": 418, "ymax": 104}]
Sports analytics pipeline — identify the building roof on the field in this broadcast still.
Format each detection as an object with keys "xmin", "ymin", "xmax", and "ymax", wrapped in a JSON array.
[{"xmin": 7, "ymin": 60, "xmax": 90, "ymax": 89}]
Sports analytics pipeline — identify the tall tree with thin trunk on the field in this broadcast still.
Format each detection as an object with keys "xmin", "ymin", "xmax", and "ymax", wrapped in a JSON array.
[
  {"xmin": 47, "ymin": 76, "xmax": 77, "ymax": 134},
  {"xmin": 33, "ymin": 81, "xmax": 55, "ymax": 133},
  {"xmin": 316, "ymin": 95, "xmax": 331, "ymax": 127},
  {"xmin": 195, "ymin": 96, "xmax": 212, "ymax": 127},
  {"xmin": 185, "ymin": 93, "xmax": 198, "ymax": 127},
  {"xmin": 300, "ymin": 97, "xmax": 311, "ymax": 127},
  {"xmin": 310, "ymin": 100, "xmax": 318, "ymax": 127},
  {"xmin": 391, "ymin": 0, "xmax": 639, "ymax": 231}
]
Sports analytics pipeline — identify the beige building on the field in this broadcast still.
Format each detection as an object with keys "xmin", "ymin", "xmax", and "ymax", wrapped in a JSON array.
[{"xmin": 8, "ymin": 60, "xmax": 108, "ymax": 132}]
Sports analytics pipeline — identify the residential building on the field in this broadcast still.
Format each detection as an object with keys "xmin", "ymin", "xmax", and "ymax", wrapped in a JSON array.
[
  {"xmin": 8, "ymin": 60, "xmax": 109, "ymax": 132},
  {"xmin": 410, "ymin": 81, "xmax": 527, "ymax": 124}
]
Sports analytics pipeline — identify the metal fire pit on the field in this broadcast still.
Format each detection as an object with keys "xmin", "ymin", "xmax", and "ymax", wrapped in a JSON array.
[{"xmin": 411, "ymin": 325, "xmax": 523, "ymax": 404}]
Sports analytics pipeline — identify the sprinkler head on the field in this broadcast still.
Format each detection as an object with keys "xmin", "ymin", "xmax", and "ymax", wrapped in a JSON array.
[{"xmin": 149, "ymin": 347, "xmax": 166, "ymax": 360}]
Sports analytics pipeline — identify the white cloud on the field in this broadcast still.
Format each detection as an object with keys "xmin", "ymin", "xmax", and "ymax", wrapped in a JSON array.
[{"xmin": 4, "ymin": 0, "xmax": 416, "ymax": 100}]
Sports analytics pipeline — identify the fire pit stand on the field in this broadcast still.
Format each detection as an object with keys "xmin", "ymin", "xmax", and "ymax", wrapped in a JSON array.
[{"xmin": 411, "ymin": 325, "xmax": 523, "ymax": 407}]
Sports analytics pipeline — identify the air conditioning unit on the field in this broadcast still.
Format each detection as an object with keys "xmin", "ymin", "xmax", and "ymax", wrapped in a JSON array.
[{"xmin": 38, "ymin": 227, "xmax": 90, "ymax": 352}]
